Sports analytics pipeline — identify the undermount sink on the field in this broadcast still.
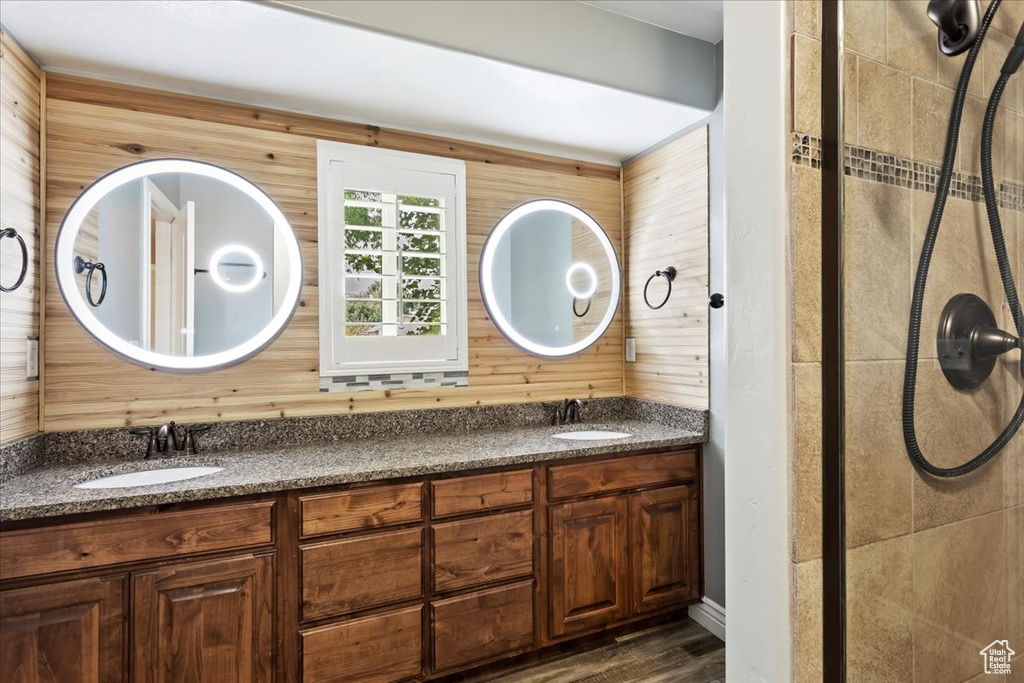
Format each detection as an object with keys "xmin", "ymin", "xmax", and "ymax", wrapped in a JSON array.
[
  {"xmin": 551, "ymin": 430, "xmax": 632, "ymax": 441},
  {"xmin": 74, "ymin": 466, "xmax": 224, "ymax": 490}
]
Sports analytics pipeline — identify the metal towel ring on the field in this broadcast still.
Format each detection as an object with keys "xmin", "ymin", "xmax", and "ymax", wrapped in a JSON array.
[
  {"xmin": 75, "ymin": 256, "xmax": 108, "ymax": 307},
  {"xmin": 572, "ymin": 297, "xmax": 592, "ymax": 318},
  {"xmin": 643, "ymin": 266, "xmax": 677, "ymax": 310},
  {"xmin": 0, "ymin": 227, "xmax": 28, "ymax": 293}
]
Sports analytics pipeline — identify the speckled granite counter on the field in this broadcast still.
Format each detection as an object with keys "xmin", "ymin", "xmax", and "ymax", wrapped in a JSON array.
[{"xmin": 0, "ymin": 419, "xmax": 705, "ymax": 522}]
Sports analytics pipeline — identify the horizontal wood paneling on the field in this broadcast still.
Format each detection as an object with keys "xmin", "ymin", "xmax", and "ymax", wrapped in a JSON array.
[
  {"xmin": 0, "ymin": 30, "xmax": 41, "ymax": 444},
  {"xmin": 623, "ymin": 128, "xmax": 709, "ymax": 409},
  {"xmin": 42, "ymin": 85, "xmax": 623, "ymax": 430}
]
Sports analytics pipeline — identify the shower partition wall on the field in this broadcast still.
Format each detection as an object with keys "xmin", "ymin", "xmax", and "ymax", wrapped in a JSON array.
[{"xmin": 791, "ymin": 1, "xmax": 1023, "ymax": 681}]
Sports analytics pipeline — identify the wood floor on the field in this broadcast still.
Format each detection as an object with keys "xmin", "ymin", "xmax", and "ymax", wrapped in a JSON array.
[{"xmin": 474, "ymin": 619, "xmax": 725, "ymax": 683}]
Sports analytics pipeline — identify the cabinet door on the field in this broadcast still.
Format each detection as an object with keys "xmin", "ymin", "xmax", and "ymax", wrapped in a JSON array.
[
  {"xmin": 548, "ymin": 496, "xmax": 629, "ymax": 637},
  {"xmin": 630, "ymin": 484, "xmax": 701, "ymax": 614},
  {"xmin": 0, "ymin": 575, "xmax": 125, "ymax": 683},
  {"xmin": 132, "ymin": 553, "xmax": 273, "ymax": 683}
]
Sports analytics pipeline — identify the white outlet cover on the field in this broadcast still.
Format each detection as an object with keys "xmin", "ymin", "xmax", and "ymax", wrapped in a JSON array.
[
  {"xmin": 625, "ymin": 337, "xmax": 636, "ymax": 363},
  {"xmin": 26, "ymin": 338, "xmax": 39, "ymax": 380}
]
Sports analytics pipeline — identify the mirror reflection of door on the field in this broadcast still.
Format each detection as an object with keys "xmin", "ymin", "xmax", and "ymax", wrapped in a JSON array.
[{"xmin": 143, "ymin": 180, "xmax": 195, "ymax": 356}]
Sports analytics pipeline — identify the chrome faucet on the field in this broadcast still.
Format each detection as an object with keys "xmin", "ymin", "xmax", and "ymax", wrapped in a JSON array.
[{"xmin": 552, "ymin": 398, "xmax": 586, "ymax": 426}]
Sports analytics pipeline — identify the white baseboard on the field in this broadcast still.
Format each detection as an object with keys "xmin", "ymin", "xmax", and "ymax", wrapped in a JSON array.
[{"xmin": 688, "ymin": 597, "xmax": 726, "ymax": 642}]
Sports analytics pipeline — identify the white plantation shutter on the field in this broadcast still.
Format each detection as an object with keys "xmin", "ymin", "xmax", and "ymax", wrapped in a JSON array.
[{"xmin": 317, "ymin": 141, "xmax": 468, "ymax": 375}]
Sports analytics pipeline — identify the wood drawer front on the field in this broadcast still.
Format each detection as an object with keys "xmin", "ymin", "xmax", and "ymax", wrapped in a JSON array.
[
  {"xmin": 0, "ymin": 500, "xmax": 274, "ymax": 581},
  {"xmin": 300, "ymin": 482, "xmax": 422, "ymax": 537},
  {"xmin": 546, "ymin": 450, "xmax": 697, "ymax": 500},
  {"xmin": 432, "ymin": 470, "xmax": 533, "ymax": 518},
  {"xmin": 432, "ymin": 510, "xmax": 533, "ymax": 593},
  {"xmin": 301, "ymin": 528, "xmax": 422, "ymax": 621},
  {"xmin": 432, "ymin": 580, "xmax": 535, "ymax": 672},
  {"xmin": 302, "ymin": 605, "xmax": 422, "ymax": 683}
]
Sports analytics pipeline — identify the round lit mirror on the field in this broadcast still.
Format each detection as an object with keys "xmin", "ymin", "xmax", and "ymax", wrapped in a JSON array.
[
  {"xmin": 55, "ymin": 159, "xmax": 303, "ymax": 371},
  {"xmin": 479, "ymin": 199, "xmax": 620, "ymax": 357}
]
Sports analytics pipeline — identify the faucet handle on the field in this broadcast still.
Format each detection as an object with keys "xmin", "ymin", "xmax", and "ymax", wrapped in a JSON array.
[{"xmin": 129, "ymin": 427, "xmax": 160, "ymax": 458}]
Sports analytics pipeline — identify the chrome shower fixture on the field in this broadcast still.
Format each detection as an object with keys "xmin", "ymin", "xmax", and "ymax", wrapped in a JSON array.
[{"xmin": 928, "ymin": 0, "xmax": 981, "ymax": 56}]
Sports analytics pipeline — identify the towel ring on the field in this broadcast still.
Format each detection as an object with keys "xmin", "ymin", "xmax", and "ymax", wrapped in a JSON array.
[
  {"xmin": 572, "ymin": 296, "xmax": 592, "ymax": 318},
  {"xmin": 75, "ymin": 256, "xmax": 108, "ymax": 307},
  {"xmin": 643, "ymin": 266, "xmax": 676, "ymax": 310},
  {"xmin": 0, "ymin": 228, "xmax": 28, "ymax": 293}
]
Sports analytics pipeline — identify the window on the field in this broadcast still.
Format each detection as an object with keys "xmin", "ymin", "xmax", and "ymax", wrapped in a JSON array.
[{"xmin": 317, "ymin": 141, "xmax": 467, "ymax": 380}]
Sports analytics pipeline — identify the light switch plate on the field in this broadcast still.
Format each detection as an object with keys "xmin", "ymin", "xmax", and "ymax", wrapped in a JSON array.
[
  {"xmin": 625, "ymin": 337, "xmax": 636, "ymax": 363},
  {"xmin": 26, "ymin": 337, "xmax": 39, "ymax": 380}
]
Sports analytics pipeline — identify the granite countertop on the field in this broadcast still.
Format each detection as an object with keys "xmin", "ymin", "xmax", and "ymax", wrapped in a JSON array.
[{"xmin": 0, "ymin": 420, "xmax": 706, "ymax": 522}]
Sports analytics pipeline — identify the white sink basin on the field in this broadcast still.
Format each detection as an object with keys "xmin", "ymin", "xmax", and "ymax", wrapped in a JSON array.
[
  {"xmin": 551, "ymin": 430, "xmax": 632, "ymax": 441},
  {"xmin": 75, "ymin": 466, "xmax": 224, "ymax": 489}
]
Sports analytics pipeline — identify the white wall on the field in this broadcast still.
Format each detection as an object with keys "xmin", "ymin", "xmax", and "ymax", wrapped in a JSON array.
[
  {"xmin": 96, "ymin": 179, "xmax": 144, "ymax": 344},
  {"xmin": 723, "ymin": 1, "xmax": 791, "ymax": 678},
  {"xmin": 270, "ymin": 0, "xmax": 717, "ymax": 111},
  {"xmin": 182, "ymin": 176, "xmax": 275, "ymax": 355}
]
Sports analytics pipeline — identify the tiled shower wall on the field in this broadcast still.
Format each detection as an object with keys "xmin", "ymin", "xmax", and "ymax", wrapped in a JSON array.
[{"xmin": 789, "ymin": 1, "xmax": 1023, "ymax": 681}]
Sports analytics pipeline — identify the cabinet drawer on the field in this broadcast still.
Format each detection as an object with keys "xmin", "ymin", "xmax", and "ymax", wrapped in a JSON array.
[
  {"xmin": 302, "ymin": 605, "xmax": 422, "ymax": 683},
  {"xmin": 0, "ymin": 500, "xmax": 274, "ymax": 581},
  {"xmin": 300, "ymin": 482, "xmax": 422, "ymax": 537},
  {"xmin": 301, "ymin": 528, "xmax": 422, "ymax": 620},
  {"xmin": 546, "ymin": 450, "xmax": 697, "ymax": 500},
  {"xmin": 432, "ymin": 470, "xmax": 533, "ymax": 518},
  {"xmin": 433, "ymin": 510, "xmax": 533, "ymax": 593},
  {"xmin": 432, "ymin": 581, "xmax": 534, "ymax": 672}
]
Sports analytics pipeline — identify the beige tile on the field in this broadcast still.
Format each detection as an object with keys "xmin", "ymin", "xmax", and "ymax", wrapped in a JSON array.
[
  {"xmin": 846, "ymin": 53, "xmax": 859, "ymax": 145},
  {"xmin": 914, "ymin": 512, "xmax": 1006, "ymax": 683},
  {"xmin": 794, "ymin": 34, "xmax": 822, "ymax": 136},
  {"xmin": 858, "ymin": 58, "xmax": 913, "ymax": 157},
  {"xmin": 983, "ymin": 28, "xmax": 1023, "ymax": 115},
  {"xmin": 887, "ymin": 0, "xmax": 938, "ymax": 80},
  {"xmin": 794, "ymin": 362, "xmax": 822, "ymax": 562},
  {"xmin": 844, "ymin": 177, "xmax": 912, "ymax": 361},
  {"xmin": 937, "ymin": 45, "xmax": 985, "ymax": 99},
  {"xmin": 912, "ymin": 191, "xmax": 1010, "ymax": 361},
  {"xmin": 793, "ymin": 0, "xmax": 821, "ymax": 39},
  {"xmin": 794, "ymin": 166, "xmax": 822, "ymax": 362},
  {"xmin": 795, "ymin": 559, "xmax": 823, "ymax": 683},
  {"xmin": 960, "ymin": 94, "xmax": 1005, "ymax": 177},
  {"xmin": 1005, "ymin": 112, "xmax": 1023, "ymax": 184},
  {"xmin": 847, "ymin": 536, "xmax": 914, "ymax": 682},
  {"xmin": 1007, "ymin": 506, "xmax": 1023, "ymax": 649},
  {"xmin": 911, "ymin": 360, "xmax": 1006, "ymax": 531},
  {"xmin": 913, "ymin": 79, "xmax": 957, "ymax": 165},
  {"xmin": 845, "ymin": 0, "xmax": 887, "ymax": 62},
  {"xmin": 992, "ymin": 0, "xmax": 1024, "ymax": 39},
  {"xmin": 846, "ymin": 361, "xmax": 914, "ymax": 547}
]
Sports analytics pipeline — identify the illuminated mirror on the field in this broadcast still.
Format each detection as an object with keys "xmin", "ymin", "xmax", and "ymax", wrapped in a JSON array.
[
  {"xmin": 479, "ymin": 199, "xmax": 620, "ymax": 357},
  {"xmin": 54, "ymin": 159, "xmax": 302, "ymax": 371}
]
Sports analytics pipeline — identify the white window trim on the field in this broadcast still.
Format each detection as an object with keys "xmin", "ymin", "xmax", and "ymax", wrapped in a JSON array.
[{"xmin": 317, "ymin": 140, "xmax": 468, "ymax": 377}]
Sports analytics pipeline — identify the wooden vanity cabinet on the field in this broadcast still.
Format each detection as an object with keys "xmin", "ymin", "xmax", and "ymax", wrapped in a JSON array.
[
  {"xmin": 0, "ymin": 575, "xmax": 126, "ymax": 683},
  {"xmin": 132, "ymin": 553, "xmax": 274, "ymax": 683},
  {"xmin": 0, "ymin": 447, "xmax": 702, "ymax": 682}
]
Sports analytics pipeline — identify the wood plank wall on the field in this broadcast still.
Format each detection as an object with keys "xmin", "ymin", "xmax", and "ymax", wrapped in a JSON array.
[
  {"xmin": 623, "ymin": 128, "xmax": 709, "ymax": 409},
  {"xmin": 0, "ymin": 30, "xmax": 41, "ymax": 445},
  {"xmin": 41, "ymin": 76, "xmax": 623, "ymax": 431}
]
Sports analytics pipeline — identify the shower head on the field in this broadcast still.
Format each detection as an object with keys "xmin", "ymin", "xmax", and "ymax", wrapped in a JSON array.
[{"xmin": 928, "ymin": 0, "xmax": 981, "ymax": 56}]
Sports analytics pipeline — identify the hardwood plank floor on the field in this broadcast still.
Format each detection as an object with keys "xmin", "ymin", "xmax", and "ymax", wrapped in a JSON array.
[{"xmin": 474, "ymin": 619, "xmax": 725, "ymax": 683}]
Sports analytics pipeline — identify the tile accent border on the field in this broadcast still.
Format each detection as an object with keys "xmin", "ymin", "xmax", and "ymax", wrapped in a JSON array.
[
  {"xmin": 319, "ymin": 370, "xmax": 469, "ymax": 392},
  {"xmin": 792, "ymin": 132, "xmax": 1024, "ymax": 212}
]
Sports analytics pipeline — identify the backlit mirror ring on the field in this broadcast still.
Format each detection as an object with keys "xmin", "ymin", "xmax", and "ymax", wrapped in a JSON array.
[
  {"xmin": 209, "ymin": 245, "xmax": 264, "ymax": 293},
  {"xmin": 54, "ymin": 158, "xmax": 303, "ymax": 371},
  {"xmin": 479, "ymin": 199, "xmax": 620, "ymax": 357}
]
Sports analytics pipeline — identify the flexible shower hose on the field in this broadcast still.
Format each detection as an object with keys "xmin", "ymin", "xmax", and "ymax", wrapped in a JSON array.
[{"xmin": 903, "ymin": 0, "xmax": 1024, "ymax": 477}]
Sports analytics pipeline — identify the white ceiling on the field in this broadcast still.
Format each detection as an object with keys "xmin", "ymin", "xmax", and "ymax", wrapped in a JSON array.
[
  {"xmin": 0, "ymin": 0, "xmax": 711, "ymax": 163},
  {"xmin": 581, "ymin": 1, "xmax": 724, "ymax": 44}
]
